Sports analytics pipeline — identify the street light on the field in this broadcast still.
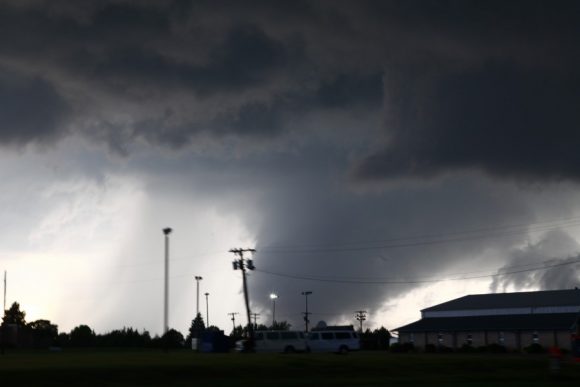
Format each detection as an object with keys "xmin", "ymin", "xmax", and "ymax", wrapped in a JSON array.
[
  {"xmin": 204, "ymin": 292, "xmax": 210, "ymax": 326},
  {"xmin": 270, "ymin": 293, "xmax": 278, "ymax": 327},
  {"xmin": 301, "ymin": 291, "xmax": 312, "ymax": 333},
  {"xmin": 195, "ymin": 276, "xmax": 203, "ymax": 316},
  {"xmin": 162, "ymin": 228, "xmax": 172, "ymax": 335}
]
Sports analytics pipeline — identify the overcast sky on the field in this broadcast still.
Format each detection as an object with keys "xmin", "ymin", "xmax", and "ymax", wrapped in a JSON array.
[{"xmin": 1, "ymin": 0, "xmax": 580, "ymax": 336}]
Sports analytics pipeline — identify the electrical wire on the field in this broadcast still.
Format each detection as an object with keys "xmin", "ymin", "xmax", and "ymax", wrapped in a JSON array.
[
  {"xmin": 253, "ymin": 255, "xmax": 580, "ymax": 285},
  {"xmin": 259, "ymin": 216, "xmax": 580, "ymax": 254}
]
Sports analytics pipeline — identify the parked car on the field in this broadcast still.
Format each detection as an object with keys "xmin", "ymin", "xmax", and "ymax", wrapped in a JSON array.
[{"xmin": 307, "ymin": 329, "xmax": 360, "ymax": 353}]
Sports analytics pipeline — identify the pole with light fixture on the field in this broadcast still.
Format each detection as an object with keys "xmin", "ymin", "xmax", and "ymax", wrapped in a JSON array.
[
  {"xmin": 195, "ymin": 276, "xmax": 203, "ymax": 316},
  {"xmin": 270, "ymin": 293, "xmax": 278, "ymax": 327},
  {"xmin": 162, "ymin": 228, "xmax": 173, "ymax": 336}
]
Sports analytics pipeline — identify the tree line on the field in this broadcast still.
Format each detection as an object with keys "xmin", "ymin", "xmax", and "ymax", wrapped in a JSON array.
[
  {"xmin": 1, "ymin": 302, "xmax": 184, "ymax": 349},
  {"xmin": 2, "ymin": 302, "xmax": 392, "ymax": 350},
  {"xmin": 1, "ymin": 302, "xmax": 295, "ymax": 349}
]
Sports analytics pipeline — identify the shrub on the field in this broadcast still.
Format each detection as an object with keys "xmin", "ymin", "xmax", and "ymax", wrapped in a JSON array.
[
  {"xmin": 458, "ymin": 343, "xmax": 476, "ymax": 353},
  {"xmin": 524, "ymin": 343, "xmax": 546, "ymax": 354},
  {"xmin": 389, "ymin": 342, "xmax": 415, "ymax": 353}
]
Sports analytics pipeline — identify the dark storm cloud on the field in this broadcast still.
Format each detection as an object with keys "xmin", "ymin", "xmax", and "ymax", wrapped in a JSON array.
[
  {"xmin": 89, "ymin": 23, "xmax": 295, "ymax": 96},
  {"xmin": 0, "ymin": 71, "xmax": 69, "ymax": 145},
  {"xmin": 1, "ymin": 0, "xmax": 579, "ymax": 165},
  {"xmin": 0, "ymin": 0, "xmax": 390, "ymax": 150},
  {"xmin": 353, "ymin": 1, "xmax": 580, "ymax": 182},
  {"xmin": 355, "ymin": 62, "xmax": 580, "ymax": 181},
  {"xmin": 131, "ymin": 71, "xmax": 384, "ymax": 147}
]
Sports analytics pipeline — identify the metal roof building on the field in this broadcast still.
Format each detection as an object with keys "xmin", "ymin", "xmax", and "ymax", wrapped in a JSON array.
[{"xmin": 395, "ymin": 289, "xmax": 580, "ymax": 351}]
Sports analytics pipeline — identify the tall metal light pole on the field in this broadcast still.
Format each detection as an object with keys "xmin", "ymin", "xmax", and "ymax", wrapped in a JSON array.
[
  {"xmin": 302, "ymin": 291, "xmax": 312, "ymax": 333},
  {"xmin": 195, "ymin": 276, "xmax": 203, "ymax": 316},
  {"xmin": 204, "ymin": 292, "xmax": 210, "ymax": 326},
  {"xmin": 270, "ymin": 293, "xmax": 278, "ymax": 327},
  {"xmin": 162, "ymin": 228, "xmax": 172, "ymax": 335}
]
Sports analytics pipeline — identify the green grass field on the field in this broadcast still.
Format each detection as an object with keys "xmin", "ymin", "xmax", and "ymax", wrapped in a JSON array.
[{"xmin": 0, "ymin": 350, "xmax": 579, "ymax": 386}]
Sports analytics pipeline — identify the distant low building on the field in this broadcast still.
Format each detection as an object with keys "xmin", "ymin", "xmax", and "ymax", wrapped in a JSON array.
[{"xmin": 395, "ymin": 289, "xmax": 580, "ymax": 351}]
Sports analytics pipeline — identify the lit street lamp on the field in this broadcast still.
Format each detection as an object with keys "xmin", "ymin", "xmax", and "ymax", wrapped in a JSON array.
[{"xmin": 270, "ymin": 293, "xmax": 278, "ymax": 327}]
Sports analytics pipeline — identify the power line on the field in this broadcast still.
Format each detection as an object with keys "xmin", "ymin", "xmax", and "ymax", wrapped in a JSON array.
[
  {"xmin": 262, "ymin": 215, "xmax": 580, "ymax": 249},
  {"xmin": 259, "ymin": 217, "xmax": 580, "ymax": 254},
  {"xmin": 253, "ymin": 255, "xmax": 580, "ymax": 285}
]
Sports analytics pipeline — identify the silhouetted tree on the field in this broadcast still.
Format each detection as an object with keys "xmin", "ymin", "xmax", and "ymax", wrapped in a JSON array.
[
  {"xmin": 205, "ymin": 325, "xmax": 221, "ymax": 333},
  {"xmin": 27, "ymin": 319, "xmax": 58, "ymax": 347},
  {"xmin": 2, "ymin": 302, "xmax": 26, "ymax": 326},
  {"xmin": 185, "ymin": 313, "xmax": 206, "ymax": 348},
  {"xmin": 97, "ymin": 327, "xmax": 151, "ymax": 347},
  {"xmin": 189, "ymin": 313, "xmax": 206, "ymax": 339},
  {"xmin": 360, "ymin": 326, "xmax": 392, "ymax": 350},
  {"xmin": 230, "ymin": 325, "xmax": 244, "ymax": 340},
  {"xmin": 255, "ymin": 324, "xmax": 269, "ymax": 331},
  {"xmin": 69, "ymin": 325, "xmax": 96, "ymax": 347},
  {"xmin": 55, "ymin": 332, "xmax": 70, "ymax": 347},
  {"xmin": 270, "ymin": 321, "xmax": 291, "ymax": 331},
  {"xmin": 162, "ymin": 328, "xmax": 184, "ymax": 348}
]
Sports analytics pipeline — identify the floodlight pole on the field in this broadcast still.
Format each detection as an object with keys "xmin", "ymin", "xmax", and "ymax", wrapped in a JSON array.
[
  {"xmin": 195, "ymin": 276, "xmax": 203, "ymax": 316},
  {"xmin": 162, "ymin": 228, "xmax": 172, "ymax": 335},
  {"xmin": 270, "ymin": 293, "xmax": 278, "ymax": 327}
]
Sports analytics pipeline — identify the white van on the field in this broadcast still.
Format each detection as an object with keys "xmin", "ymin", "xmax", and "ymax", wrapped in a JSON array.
[
  {"xmin": 252, "ymin": 330, "xmax": 308, "ymax": 353},
  {"xmin": 307, "ymin": 330, "xmax": 360, "ymax": 353}
]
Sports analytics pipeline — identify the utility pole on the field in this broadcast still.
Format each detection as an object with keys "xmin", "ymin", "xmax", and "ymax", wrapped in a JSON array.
[
  {"xmin": 195, "ymin": 276, "xmax": 203, "ymax": 316},
  {"xmin": 228, "ymin": 312, "xmax": 239, "ymax": 332},
  {"xmin": 230, "ymin": 248, "xmax": 256, "ymax": 347},
  {"xmin": 302, "ymin": 291, "xmax": 312, "ymax": 333},
  {"xmin": 355, "ymin": 310, "xmax": 367, "ymax": 333},
  {"xmin": 162, "ymin": 228, "xmax": 172, "ymax": 335},
  {"xmin": 251, "ymin": 313, "xmax": 260, "ymax": 329},
  {"xmin": 204, "ymin": 292, "xmax": 210, "ymax": 326}
]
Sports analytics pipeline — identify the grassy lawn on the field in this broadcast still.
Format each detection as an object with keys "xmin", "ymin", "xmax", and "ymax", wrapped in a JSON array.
[{"xmin": 0, "ymin": 350, "xmax": 579, "ymax": 386}]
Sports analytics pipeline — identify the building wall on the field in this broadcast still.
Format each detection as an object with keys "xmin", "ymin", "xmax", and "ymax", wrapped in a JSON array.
[
  {"xmin": 398, "ymin": 330, "xmax": 574, "ymax": 351},
  {"xmin": 455, "ymin": 331, "xmax": 486, "ymax": 347},
  {"xmin": 426, "ymin": 332, "xmax": 438, "ymax": 346},
  {"xmin": 501, "ymin": 331, "xmax": 519, "ymax": 350}
]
